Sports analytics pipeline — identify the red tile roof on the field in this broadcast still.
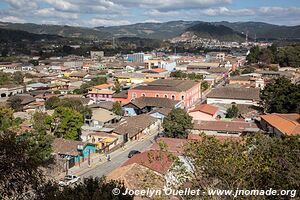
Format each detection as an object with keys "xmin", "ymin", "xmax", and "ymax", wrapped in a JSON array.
[
  {"xmin": 189, "ymin": 104, "xmax": 218, "ymax": 116},
  {"xmin": 150, "ymin": 137, "xmax": 188, "ymax": 155},
  {"xmin": 261, "ymin": 113, "xmax": 300, "ymax": 135},
  {"xmin": 150, "ymin": 68, "xmax": 167, "ymax": 73},
  {"xmin": 122, "ymin": 150, "xmax": 173, "ymax": 174}
]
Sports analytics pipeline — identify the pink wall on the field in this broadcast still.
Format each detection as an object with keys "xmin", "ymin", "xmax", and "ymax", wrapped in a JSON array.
[
  {"xmin": 128, "ymin": 82, "xmax": 201, "ymax": 108},
  {"xmin": 189, "ymin": 111, "xmax": 216, "ymax": 121}
]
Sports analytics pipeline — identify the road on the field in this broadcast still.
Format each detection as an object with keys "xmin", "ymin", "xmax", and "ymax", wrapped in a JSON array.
[{"xmin": 79, "ymin": 135, "xmax": 156, "ymax": 178}]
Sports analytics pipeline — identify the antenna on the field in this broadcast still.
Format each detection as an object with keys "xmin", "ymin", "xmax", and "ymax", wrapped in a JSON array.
[
  {"xmin": 246, "ymin": 30, "xmax": 248, "ymax": 43},
  {"xmin": 112, "ymin": 37, "xmax": 115, "ymax": 49}
]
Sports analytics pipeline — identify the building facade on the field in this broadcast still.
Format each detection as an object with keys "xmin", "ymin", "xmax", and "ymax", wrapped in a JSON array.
[{"xmin": 128, "ymin": 79, "xmax": 201, "ymax": 108}]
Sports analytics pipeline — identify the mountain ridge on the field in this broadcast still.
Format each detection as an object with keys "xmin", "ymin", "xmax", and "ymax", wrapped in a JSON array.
[{"xmin": 0, "ymin": 20, "xmax": 299, "ymax": 41}]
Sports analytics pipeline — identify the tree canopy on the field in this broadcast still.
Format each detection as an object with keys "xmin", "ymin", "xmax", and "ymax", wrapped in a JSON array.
[
  {"xmin": 162, "ymin": 108, "xmax": 193, "ymax": 138},
  {"xmin": 50, "ymin": 106, "xmax": 84, "ymax": 140},
  {"xmin": 8, "ymin": 96, "xmax": 23, "ymax": 111},
  {"xmin": 112, "ymin": 101, "xmax": 123, "ymax": 116},
  {"xmin": 170, "ymin": 71, "xmax": 203, "ymax": 80},
  {"xmin": 0, "ymin": 128, "xmax": 133, "ymax": 200},
  {"xmin": 74, "ymin": 77, "xmax": 107, "ymax": 94},
  {"xmin": 261, "ymin": 77, "xmax": 300, "ymax": 113},
  {"xmin": 226, "ymin": 104, "xmax": 239, "ymax": 118},
  {"xmin": 45, "ymin": 97, "xmax": 91, "ymax": 116},
  {"xmin": 183, "ymin": 134, "xmax": 300, "ymax": 199},
  {"xmin": 247, "ymin": 44, "xmax": 300, "ymax": 67}
]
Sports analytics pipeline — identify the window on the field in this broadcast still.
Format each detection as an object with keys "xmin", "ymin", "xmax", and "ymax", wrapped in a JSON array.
[
  {"xmin": 171, "ymin": 95, "xmax": 175, "ymax": 100},
  {"xmin": 132, "ymin": 93, "xmax": 137, "ymax": 98},
  {"xmin": 181, "ymin": 95, "xmax": 185, "ymax": 100},
  {"xmin": 164, "ymin": 94, "xmax": 168, "ymax": 98},
  {"xmin": 142, "ymin": 93, "xmax": 146, "ymax": 97},
  {"xmin": 155, "ymin": 94, "xmax": 159, "ymax": 97}
]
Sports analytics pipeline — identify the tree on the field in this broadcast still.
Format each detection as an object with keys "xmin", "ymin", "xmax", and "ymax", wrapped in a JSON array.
[
  {"xmin": 24, "ymin": 111, "xmax": 54, "ymax": 162},
  {"xmin": 201, "ymin": 81, "xmax": 209, "ymax": 91},
  {"xmin": 0, "ymin": 106, "xmax": 17, "ymax": 131},
  {"xmin": 261, "ymin": 77, "xmax": 300, "ymax": 113},
  {"xmin": 51, "ymin": 107, "xmax": 83, "ymax": 140},
  {"xmin": 59, "ymin": 98, "xmax": 92, "ymax": 116},
  {"xmin": 230, "ymin": 69, "xmax": 240, "ymax": 76},
  {"xmin": 8, "ymin": 96, "xmax": 23, "ymax": 111},
  {"xmin": 1, "ymin": 128, "xmax": 131, "ymax": 200},
  {"xmin": 162, "ymin": 108, "xmax": 193, "ymax": 138},
  {"xmin": 113, "ymin": 80, "xmax": 121, "ymax": 93},
  {"xmin": 112, "ymin": 101, "xmax": 123, "ymax": 116},
  {"xmin": 246, "ymin": 46, "xmax": 260, "ymax": 64},
  {"xmin": 12, "ymin": 71, "xmax": 24, "ymax": 85},
  {"xmin": 45, "ymin": 96, "xmax": 60, "ymax": 110},
  {"xmin": 29, "ymin": 60, "xmax": 39, "ymax": 66},
  {"xmin": 241, "ymin": 66, "xmax": 255, "ymax": 74},
  {"xmin": 0, "ymin": 130, "xmax": 44, "ymax": 199},
  {"xmin": 258, "ymin": 48, "xmax": 274, "ymax": 64},
  {"xmin": 226, "ymin": 104, "xmax": 239, "ymax": 118},
  {"xmin": 183, "ymin": 134, "xmax": 300, "ymax": 198},
  {"xmin": 74, "ymin": 77, "xmax": 107, "ymax": 94}
]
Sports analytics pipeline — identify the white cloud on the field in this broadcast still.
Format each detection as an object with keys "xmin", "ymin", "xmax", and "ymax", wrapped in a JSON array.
[
  {"xmin": 0, "ymin": 16, "xmax": 25, "ymax": 23},
  {"xmin": 202, "ymin": 7, "xmax": 255, "ymax": 16},
  {"xmin": 35, "ymin": 8, "xmax": 79, "ymax": 19},
  {"xmin": 84, "ymin": 18, "xmax": 131, "ymax": 27},
  {"xmin": 113, "ymin": 0, "xmax": 232, "ymax": 11}
]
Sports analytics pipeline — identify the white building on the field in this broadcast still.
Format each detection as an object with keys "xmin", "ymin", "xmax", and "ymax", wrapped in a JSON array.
[{"xmin": 207, "ymin": 87, "xmax": 260, "ymax": 106}]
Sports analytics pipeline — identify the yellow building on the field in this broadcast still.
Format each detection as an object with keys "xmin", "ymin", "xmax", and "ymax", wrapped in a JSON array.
[
  {"xmin": 115, "ymin": 72, "xmax": 166, "ymax": 84},
  {"xmin": 87, "ymin": 132, "xmax": 119, "ymax": 152}
]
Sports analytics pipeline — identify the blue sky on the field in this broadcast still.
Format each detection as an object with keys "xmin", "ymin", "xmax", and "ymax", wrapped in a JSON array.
[{"xmin": 0, "ymin": 0, "xmax": 300, "ymax": 27}]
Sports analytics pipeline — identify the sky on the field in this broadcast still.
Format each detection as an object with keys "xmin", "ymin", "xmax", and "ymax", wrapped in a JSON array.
[{"xmin": 0, "ymin": 0, "xmax": 300, "ymax": 27}]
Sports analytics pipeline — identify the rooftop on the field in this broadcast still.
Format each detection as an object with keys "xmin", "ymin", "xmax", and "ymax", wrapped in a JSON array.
[
  {"xmin": 131, "ymin": 79, "xmax": 199, "ymax": 92},
  {"xmin": 207, "ymin": 87, "xmax": 260, "ymax": 101},
  {"xmin": 127, "ymin": 96, "xmax": 180, "ymax": 109},
  {"xmin": 52, "ymin": 138, "xmax": 86, "ymax": 156},
  {"xmin": 189, "ymin": 104, "xmax": 218, "ymax": 116},
  {"xmin": 122, "ymin": 150, "xmax": 173, "ymax": 174},
  {"xmin": 150, "ymin": 137, "xmax": 188, "ymax": 155},
  {"xmin": 194, "ymin": 120, "xmax": 260, "ymax": 133},
  {"xmin": 113, "ymin": 115, "xmax": 157, "ymax": 138},
  {"xmin": 261, "ymin": 113, "xmax": 300, "ymax": 135}
]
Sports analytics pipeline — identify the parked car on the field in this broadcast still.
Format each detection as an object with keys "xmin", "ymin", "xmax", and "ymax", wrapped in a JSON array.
[
  {"xmin": 59, "ymin": 175, "xmax": 80, "ymax": 186},
  {"xmin": 128, "ymin": 150, "xmax": 141, "ymax": 158}
]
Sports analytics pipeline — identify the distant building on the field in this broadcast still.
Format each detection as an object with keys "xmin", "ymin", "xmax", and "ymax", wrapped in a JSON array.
[
  {"xmin": 90, "ymin": 51, "xmax": 104, "ymax": 60},
  {"xmin": 88, "ymin": 84, "xmax": 115, "ymax": 102},
  {"xmin": 144, "ymin": 60, "xmax": 176, "ymax": 71},
  {"xmin": 0, "ymin": 84, "xmax": 25, "ymax": 98},
  {"xmin": 127, "ymin": 53, "xmax": 144, "ymax": 63}
]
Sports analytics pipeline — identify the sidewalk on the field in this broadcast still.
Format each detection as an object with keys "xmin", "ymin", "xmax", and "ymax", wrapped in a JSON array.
[{"xmin": 58, "ymin": 132, "xmax": 156, "ymax": 179}]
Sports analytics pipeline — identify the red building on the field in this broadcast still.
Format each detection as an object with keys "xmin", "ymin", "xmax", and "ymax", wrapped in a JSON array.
[{"xmin": 128, "ymin": 79, "xmax": 201, "ymax": 108}]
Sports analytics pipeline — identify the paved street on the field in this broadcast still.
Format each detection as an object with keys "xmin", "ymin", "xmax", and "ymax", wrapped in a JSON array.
[{"xmin": 72, "ymin": 134, "xmax": 156, "ymax": 178}]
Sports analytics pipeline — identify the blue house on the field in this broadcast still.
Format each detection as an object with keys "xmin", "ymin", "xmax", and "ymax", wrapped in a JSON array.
[
  {"xmin": 149, "ymin": 108, "xmax": 172, "ymax": 120},
  {"xmin": 52, "ymin": 138, "xmax": 97, "ymax": 168},
  {"xmin": 123, "ymin": 97, "xmax": 181, "ymax": 116}
]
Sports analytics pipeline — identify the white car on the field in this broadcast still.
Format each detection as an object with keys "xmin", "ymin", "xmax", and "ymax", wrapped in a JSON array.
[{"xmin": 59, "ymin": 175, "xmax": 80, "ymax": 187}]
